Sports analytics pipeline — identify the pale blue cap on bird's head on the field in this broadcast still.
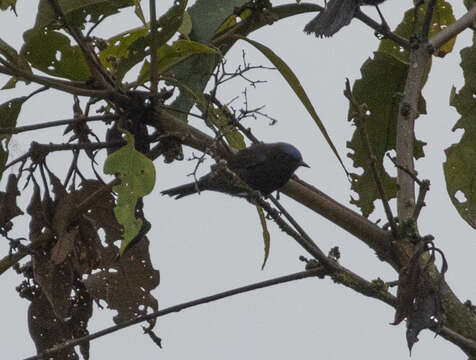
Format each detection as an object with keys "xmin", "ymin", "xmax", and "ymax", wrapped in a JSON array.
[{"xmin": 275, "ymin": 142, "xmax": 310, "ymax": 168}]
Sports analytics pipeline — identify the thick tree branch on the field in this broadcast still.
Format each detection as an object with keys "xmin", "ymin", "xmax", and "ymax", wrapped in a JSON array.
[
  {"xmin": 157, "ymin": 109, "xmax": 394, "ymax": 261},
  {"xmin": 395, "ymin": 47, "xmax": 429, "ymax": 220}
]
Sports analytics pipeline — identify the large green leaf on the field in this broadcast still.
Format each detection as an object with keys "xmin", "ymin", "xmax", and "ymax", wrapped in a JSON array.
[
  {"xmin": 21, "ymin": 29, "xmax": 90, "ymax": 81},
  {"xmin": 239, "ymin": 36, "xmax": 347, "ymax": 175},
  {"xmin": 137, "ymin": 40, "xmax": 217, "ymax": 84},
  {"xmin": 104, "ymin": 131, "xmax": 156, "ymax": 253},
  {"xmin": 0, "ymin": 97, "xmax": 26, "ymax": 180},
  {"xmin": 33, "ymin": 0, "xmax": 135, "ymax": 29},
  {"xmin": 167, "ymin": 0, "xmax": 248, "ymax": 121},
  {"xmin": 347, "ymin": 52, "xmax": 426, "ymax": 217},
  {"xmin": 445, "ymin": 33, "xmax": 476, "ymax": 230},
  {"xmin": 98, "ymin": 0, "xmax": 187, "ymax": 81},
  {"xmin": 347, "ymin": 1, "xmax": 442, "ymax": 217}
]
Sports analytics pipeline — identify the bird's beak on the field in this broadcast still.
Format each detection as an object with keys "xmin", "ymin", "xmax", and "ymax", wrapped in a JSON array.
[{"xmin": 300, "ymin": 161, "xmax": 310, "ymax": 168}]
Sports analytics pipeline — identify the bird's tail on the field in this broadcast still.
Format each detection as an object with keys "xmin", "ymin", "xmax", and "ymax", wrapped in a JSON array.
[
  {"xmin": 304, "ymin": 0, "xmax": 358, "ymax": 37},
  {"xmin": 161, "ymin": 182, "xmax": 199, "ymax": 199}
]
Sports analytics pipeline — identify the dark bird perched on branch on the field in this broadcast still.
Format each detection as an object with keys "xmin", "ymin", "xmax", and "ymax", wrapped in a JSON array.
[
  {"xmin": 161, "ymin": 142, "xmax": 309, "ymax": 199},
  {"xmin": 304, "ymin": 0, "xmax": 388, "ymax": 38}
]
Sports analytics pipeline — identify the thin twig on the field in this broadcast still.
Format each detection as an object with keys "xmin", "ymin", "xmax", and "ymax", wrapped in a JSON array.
[
  {"xmin": 5, "ymin": 141, "xmax": 125, "ymax": 171},
  {"xmin": 354, "ymin": 9, "xmax": 409, "ymax": 49},
  {"xmin": 23, "ymin": 269, "xmax": 325, "ymax": 360},
  {"xmin": 268, "ymin": 195, "xmax": 335, "ymax": 269},
  {"xmin": 0, "ymin": 63, "xmax": 110, "ymax": 98},
  {"xmin": 421, "ymin": 0, "xmax": 437, "ymax": 41},
  {"xmin": 385, "ymin": 153, "xmax": 430, "ymax": 220},
  {"xmin": 0, "ymin": 114, "xmax": 116, "ymax": 135},
  {"xmin": 48, "ymin": 0, "xmax": 114, "ymax": 88},
  {"xmin": 429, "ymin": 5, "xmax": 476, "ymax": 51},
  {"xmin": 149, "ymin": 0, "xmax": 159, "ymax": 96},
  {"xmin": 413, "ymin": 179, "xmax": 429, "ymax": 220}
]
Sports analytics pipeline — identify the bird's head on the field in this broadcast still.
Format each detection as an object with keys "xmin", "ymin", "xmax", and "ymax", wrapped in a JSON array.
[{"xmin": 276, "ymin": 142, "xmax": 310, "ymax": 169}]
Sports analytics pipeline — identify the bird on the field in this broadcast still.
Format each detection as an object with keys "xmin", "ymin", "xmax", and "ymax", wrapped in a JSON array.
[
  {"xmin": 161, "ymin": 142, "xmax": 309, "ymax": 199},
  {"xmin": 304, "ymin": 0, "xmax": 388, "ymax": 38}
]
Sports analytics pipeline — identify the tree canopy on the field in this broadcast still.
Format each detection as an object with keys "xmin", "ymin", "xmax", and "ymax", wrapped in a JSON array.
[{"xmin": 1, "ymin": 0, "xmax": 476, "ymax": 359}]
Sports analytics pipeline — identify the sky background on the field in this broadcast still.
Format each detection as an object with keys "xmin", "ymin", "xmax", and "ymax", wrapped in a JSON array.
[{"xmin": 1, "ymin": 0, "xmax": 475, "ymax": 359}]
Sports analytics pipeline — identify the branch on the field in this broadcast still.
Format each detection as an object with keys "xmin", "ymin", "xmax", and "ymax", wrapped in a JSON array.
[
  {"xmin": 5, "ymin": 141, "xmax": 125, "ymax": 171},
  {"xmin": 0, "ymin": 63, "xmax": 110, "ymax": 98},
  {"xmin": 395, "ymin": 35, "xmax": 431, "ymax": 220},
  {"xmin": 429, "ymin": 5, "xmax": 476, "ymax": 51},
  {"xmin": 354, "ymin": 9, "xmax": 409, "ymax": 49},
  {"xmin": 252, "ymin": 197, "xmax": 396, "ymax": 307},
  {"xmin": 23, "ymin": 269, "xmax": 326, "ymax": 360},
  {"xmin": 439, "ymin": 326, "xmax": 476, "ymax": 356},
  {"xmin": 156, "ymin": 108, "xmax": 394, "ymax": 261},
  {"xmin": 0, "ymin": 114, "xmax": 116, "ymax": 135},
  {"xmin": 149, "ymin": 0, "xmax": 159, "ymax": 96},
  {"xmin": 48, "ymin": 0, "xmax": 114, "ymax": 88}
]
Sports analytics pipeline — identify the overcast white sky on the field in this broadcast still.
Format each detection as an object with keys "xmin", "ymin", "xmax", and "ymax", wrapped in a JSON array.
[{"xmin": 1, "ymin": 0, "xmax": 475, "ymax": 359}]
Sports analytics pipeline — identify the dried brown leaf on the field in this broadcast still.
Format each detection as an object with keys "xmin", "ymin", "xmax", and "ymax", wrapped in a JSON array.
[
  {"xmin": 84, "ymin": 237, "xmax": 159, "ymax": 326},
  {"xmin": 28, "ymin": 292, "xmax": 78, "ymax": 360},
  {"xmin": 0, "ymin": 174, "xmax": 23, "ymax": 228}
]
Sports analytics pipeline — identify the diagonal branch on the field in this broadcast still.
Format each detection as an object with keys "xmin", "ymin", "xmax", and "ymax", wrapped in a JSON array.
[
  {"xmin": 429, "ymin": 5, "xmax": 476, "ymax": 50},
  {"xmin": 149, "ymin": 0, "xmax": 159, "ymax": 96},
  {"xmin": 23, "ymin": 269, "xmax": 326, "ymax": 360},
  {"xmin": 47, "ymin": 0, "xmax": 115, "ymax": 88},
  {"xmin": 0, "ymin": 114, "xmax": 116, "ymax": 135}
]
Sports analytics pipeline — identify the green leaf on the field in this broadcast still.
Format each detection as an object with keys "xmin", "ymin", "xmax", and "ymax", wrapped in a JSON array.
[
  {"xmin": 21, "ymin": 29, "xmax": 90, "ymax": 81},
  {"xmin": 34, "ymin": 0, "xmax": 136, "ymax": 30},
  {"xmin": 167, "ymin": 0, "xmax": 248, "ymax": 121},
  {"xmin": 215, "ymin": 8, "xmax": 252, "ymax": 34},
  {"xmin": 137, "ymin": 40, "xmax": 217, "ymax": 84},
  {"xmin": 133, "ymin": 0, "xmax": 147, "ymax": 26},
  {"xmin": 0, "ymin": 37, "xmax": 32, "ymax": 88},
  {"xmin": 178, "ymin": 11, "xmax": 192, "ymax": 37},
  {"xmin": 238, "ymin": 36, "xmax": 348, "ymax": 175},
  {"xmin": 256, "ymin": 206, "xmax": 270, "ymax": 270},
  {"xmin": 0, "ymin": 97, "xmax": 27, "ymax": 180},
  {"xmin": 379, "ymin": 0, "xmax": 456, "ymax": 61},
  {"xmin": 98, "ymin": 0, "xmax": 188, "ymax": 81},
  {"xmin": 98, "ymin": 26, "xmax": 149, "ymax": 79},
  {"xmin": 104, "ymin": 131, "xmax": 156, "ymax": 253},
  {"xmin": 0, "ymin": 0, "xmax": 16, "ymax": 11},
  {"xmin": 444, "ymin": 34, "xmax": 476, "ymax": 229},
  {"xmin": 347, "ymin": 51, "xmax": 426, "ymax": 217}
]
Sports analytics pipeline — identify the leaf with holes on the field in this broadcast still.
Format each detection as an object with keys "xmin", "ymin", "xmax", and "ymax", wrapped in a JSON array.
[
  {"xmin": 21, "ymin": 29, "xmax": 90, "ymax": 81},
  {"xmin": 98, "ymin": 0, "xmax": 188, "ymax": 81},
  {"xmin": 445, "ymin": 36, "xmax": 476, "ymax": 229},
  {"xmin": 104, "ymin": 131, "xmax": 156, "ymax": 253},
  {"xmin": 347, "ymin": 52, "xmax": 426, "ymax": 217}
]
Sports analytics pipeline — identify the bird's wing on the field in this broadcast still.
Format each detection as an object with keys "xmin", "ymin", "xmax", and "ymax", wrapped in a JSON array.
[{"xmin": 228, "ymin": 146, "xmax": 268, "ymax": 171}]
